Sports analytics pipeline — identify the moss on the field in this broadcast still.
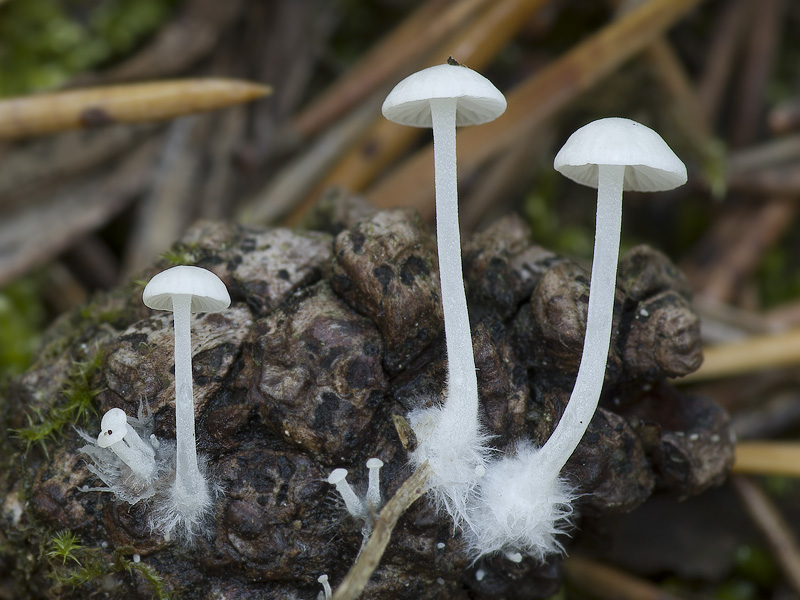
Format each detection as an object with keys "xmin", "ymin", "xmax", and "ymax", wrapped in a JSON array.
[
  {"xmin": 0, "ymin": 0, "xmax": 180, "ymax": 97},
  {"xmin": 0, "ymin": 276, "xmax": 47, "ymax": 379},
  {"xmin": 160, "ymin": 243, "xmax": 206, "ymax": 267},
  {"xmin": 42, "ymin": 530, "xmax": 173, "ymax": 599},
  {"xmin": 14, "ymin": 349, "xmax": 103, "ymax": 455}
]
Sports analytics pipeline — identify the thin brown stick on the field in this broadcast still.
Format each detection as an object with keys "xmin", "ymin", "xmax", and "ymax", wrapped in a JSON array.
[
  {"xmin": 734, "ymin": 442, "xmax": 800, "ymax": 478},
  {"xmin": 0, "ymin": 139, "xmax": 159, "ymax": 287},
  {"xmin": 681, "ymin": 199, "xmax": 797, "ymax": 304},
  {"xmin": 727, "ymin": 168, "xmax": 800, "ymax": 197},
  {"xmin": 74, "ymin": 0, "xmax": 245, "ymax": 85},
  {"xmin": 292, "ymin": 0, "xmax": 490, "ymax": 139},
  {"xmin": 0, "ymin": 79, "xmax": 270, "ymax": 140},
  {"xmin": 697, "ymin": 0, "xmax": 751, "ymax": 121},
  {"xmin": 563, "ymin": 555, "xmax": 686, "ymax": 600},
  {"xmin": 460, "ymin": 125, "xmax": 554, "ymax": 232},
  {"xmin": 728, "ymin": 134, "xmax": 800, "ymax": 173},
  {"xmin": 680, "ymin": 327, "xmax": 800, "ymax": 383},
  {"xmin": 331, "ymin": 462, "xmax": 432, "ymax": 600},
  {"xmin": 284, "ymin": 0, "xmax": 551, "ymax": 226},
  {"xmin": 367, "ymin": 0, "xmax": 707, "ymax": 219},
  {"xmin": 729, "ymin": 0, "xmax": 785, "ymax": 148},
  {"xmin": 732, "ymin": 475, "xmax": 800, "ymax": 596}
]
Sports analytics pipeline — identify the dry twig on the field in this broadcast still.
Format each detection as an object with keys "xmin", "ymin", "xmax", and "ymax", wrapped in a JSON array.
[
  {"xmin": 331, "ymin": 462, "xmax": 432, "ymax": 600},
  {"xmin": 734, "ymin": 442, "xmax": 800, "ymax": 478},
  {"xmin": 681, "ymin": 326, "xmax": 800, "ymax": 383},
  {"xmin": 285, "ymin": 0, "xmax": 551, "ymax": 225},
  {"xmin": 732, "ymin": 475, "xmax": 800, "ymax": 596},
  {"xmin": 563, "ymin": 555, "xmax": 686, "ymax": 600},
  {"xmin": 0, "ymin": 79, "xmax": 270, "ymax": 140},
  {"xmin": 292, "ymin": 0, "xmax": 491, "ymax": 139}
]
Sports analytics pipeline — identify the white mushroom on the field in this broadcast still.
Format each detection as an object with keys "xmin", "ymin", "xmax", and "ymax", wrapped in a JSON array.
[
  {"xmin": 465, "ymin": 118, "xmax": 687, "ymax": 561},
  {"xmin": 543, "ymin": 117, "xmax": 687, "ymax": 475},
  {"xmin": 143, "ymin": 265, "xmax": 230, "ymax": 527},
  {"xmin": 97, "ymin": 407, "xmax": 156, "ymax": 482},
  {"xmin": 327, "ymin": 468, "xmax": 364, "ymax": 518},
  {"xmin": 382, "ymin": 60, "xmax": 506, "ymax": 524}
]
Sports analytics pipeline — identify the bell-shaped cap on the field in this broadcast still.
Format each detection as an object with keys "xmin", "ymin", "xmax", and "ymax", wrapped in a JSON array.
[
  {"xmin": 143, "ymin": 265, "xmax": 230, "ymax": 313},
  {"xmin": 97, "ymin": 407, "xmax": 128, "ymax": 448},
  {"xmin": 382, "ymin": 63, "xmax": 506, "ymax": 128},
  {"xmin": 554, "ymin": 117, "xmax": 687, "ymax": 192}
]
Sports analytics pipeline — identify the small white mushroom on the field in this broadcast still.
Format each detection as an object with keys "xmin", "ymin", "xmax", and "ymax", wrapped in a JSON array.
[
  {"xmin": 317, "ymin": 574, "xmax": 332, "ymax": 600},
  {"xmin": 143, "ymin": 265, "xmax": 230, "ymax": 528},
  {"xmin": 97, "ymin": 408, "xmax": 156, "ymax": 482},
  {"xmin": 365, "ymin": 458, "xmax": 383, "ymax": 510},
  {"xmin": 327, "ymin": 468, "xmax": 364, "ymax": 518}
]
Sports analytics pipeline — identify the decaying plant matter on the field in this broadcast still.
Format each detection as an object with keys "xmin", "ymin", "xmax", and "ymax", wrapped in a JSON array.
[{"xmin": 0, "ymin": 199, "xmax": 733, "ymax": 599}]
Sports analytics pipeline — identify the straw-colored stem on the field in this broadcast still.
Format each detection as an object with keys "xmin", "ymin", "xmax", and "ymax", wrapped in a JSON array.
[
  {"xmin": 0, "ymin": 79, "xmax": 270, "ymax": 140},
  {"xmin": 734, "ymin": 441, "xmax": 800, "ymax": 478}
]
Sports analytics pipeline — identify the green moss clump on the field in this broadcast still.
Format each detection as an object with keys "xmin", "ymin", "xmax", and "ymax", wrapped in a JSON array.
[
  {"xmin": 0, "ymin": 0, "xmax": 180, "ymax": 97},
  {"xmin": 44, "ymin": 530, "xmax": 173, "ymax": 599},
  {"xmin": 14, "ymin": 349, "xmax": 103, "ymax": 454},
  {"xmin": 0, "ymin": 276, "xmax": 46, "ymax": 379}
]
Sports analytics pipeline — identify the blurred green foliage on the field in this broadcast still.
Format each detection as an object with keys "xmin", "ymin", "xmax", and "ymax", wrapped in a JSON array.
[
  {"xmin": 0, "ymin": 0, "xmax": 179, "ymax": 97},
  {"xmin": 0, "ymin": 276, "xmax": 45, "ymax": 379}
]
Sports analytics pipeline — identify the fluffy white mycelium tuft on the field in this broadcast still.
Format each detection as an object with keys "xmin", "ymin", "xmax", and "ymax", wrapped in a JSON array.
[
  {"xmin": 465, "ymin": 441, "xmax": 575, "ymax": 561},
  {"xmin": 407, "ymin": 404, "xmax": 492, "ymax": 527}
]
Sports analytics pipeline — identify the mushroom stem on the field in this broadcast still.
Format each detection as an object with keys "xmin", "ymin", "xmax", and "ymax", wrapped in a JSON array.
[
  {"xmin": 538, "ymin": 163, "xmax": 624, "ymax": 475},
  {"xmin": 329, "ymin": 469, "xmax": 364, "ymax": 518},
  {"xmin": 429, "ymin": 97, "xmax": 479, "ymax": 432},
  {"xmin": 171, "ymin": 293, "xmax": 208, "ymax": 504},
  {"xmin": 112, "ymin": 435, "xmax": 156, "ymax": 481},
  {"xmin": 366, "ymin": 458, "xmax": 383, "ymax": 509}
]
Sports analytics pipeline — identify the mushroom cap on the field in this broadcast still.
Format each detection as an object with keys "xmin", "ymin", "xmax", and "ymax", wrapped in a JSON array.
[
  {"xmin": 143, "ymin": 265, "xmax": 230, "ymax": 313},
  {"xmin": 382, "ymin": 63, "xmax": 506, "ymax": 128},
  {"xmin": 327, "ymin": 468, "xmax": 349, "ymax": 485},
  {"xmin": 97, "ymin": 407, "xmax": 128, "ymax": 448},
  {"xmin": 366, "ymin": 457, "xmax": 384, "ymax": 469},
  {"xmin": 554, "ymin": 117, "xmax": 687, "ymax": 192}
]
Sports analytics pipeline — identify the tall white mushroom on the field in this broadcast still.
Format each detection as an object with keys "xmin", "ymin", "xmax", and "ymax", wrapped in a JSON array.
[
  {"xmin": 544, "ymin": 117, "xmax": 687, "ymax": 474},
  {"xmin": 143, "ymin": 265, "xmax": 230, "ymax": 533},
  {"xmin": 382, "ymin": 60, "xmax": 506, "ymax": 524},
  {"xmin": 465, "ymin": 117, "xmax": 687, "ymax": 560}
]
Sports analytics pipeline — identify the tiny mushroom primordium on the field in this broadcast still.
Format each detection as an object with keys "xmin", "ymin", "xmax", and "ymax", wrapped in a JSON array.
[
  {"xmin": 142, "ymin": 265, "xmax": 230, "ymax": 538},
  {"xmin": 96, "ymin": 407, "xmax": 157, "ymax": 483},
  {"xmin": 465, "ymin": 117, "xmax": 688, "ymax": 560},
  {"xmin": 382, "ymin": 59, "xmax": 506, "ymax": 526}
]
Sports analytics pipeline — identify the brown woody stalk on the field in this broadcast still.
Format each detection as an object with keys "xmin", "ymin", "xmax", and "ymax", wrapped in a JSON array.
[
  {"xmin": 0, "ymin": 79, "xmax": 270, "ymax": 140},
  {"xmin": 563, "ymin": 555, "xmax": 685, "ymax": 600},
  {"xmin": 680, "ymin": 326, "xmax": 800, "ymax": 383},
  {"xmin": 734, "ymin": 442, "xmax": 800, "ymax": 478},
  {"xmin": 285, "ymin": 0, "xmax": 551, "ymax": 225},
  {"xmin": 292, "ymin": 0, "xmax": 490, "ymax": 139},
  {"xmin": 732, "ymin": 475, "xmax": 800, "ymax": 596}
]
